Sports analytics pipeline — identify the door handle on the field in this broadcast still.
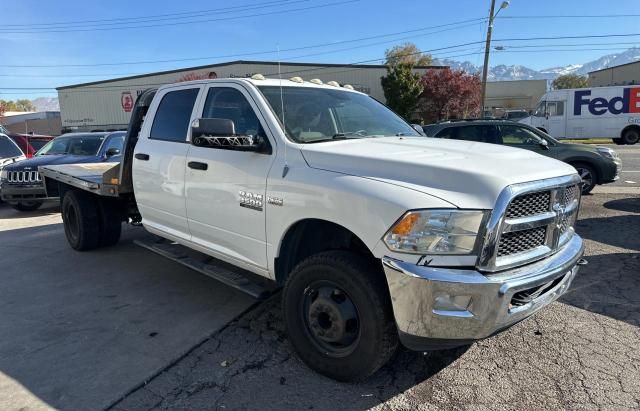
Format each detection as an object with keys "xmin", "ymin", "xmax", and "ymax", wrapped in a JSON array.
[
  {"xmin": 135, "ymin": 153, "xmax": 150, "ymax": 161},
  {"xmin": 188, "ymin": 161, "xmax": 208, "ymax": 171}
]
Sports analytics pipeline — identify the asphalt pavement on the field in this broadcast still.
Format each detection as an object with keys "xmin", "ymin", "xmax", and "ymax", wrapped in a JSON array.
[
  {"xmin": 0, "ymin": 204, "xmax": 256, "ymax": 410},
  {"xmin": 603, "ymin": 144, "xmax": 639, "ymax": 188},
  {"xmin": 112, "ymin": 192, "xmax": 640, "ymax": 411}
]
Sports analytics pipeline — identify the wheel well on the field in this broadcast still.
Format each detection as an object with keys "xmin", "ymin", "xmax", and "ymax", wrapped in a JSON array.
[
  {"xmin": 275, "ymin": 219, "xmax": 376, "ymax": 284},
  {"xmin": 569, "ymin": 160, "xmax": 599, "ymax": 183}
]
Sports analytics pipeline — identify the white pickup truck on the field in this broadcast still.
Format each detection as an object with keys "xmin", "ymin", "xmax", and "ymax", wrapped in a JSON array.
[{"xmin": 39, "ymin": 76, "xmax": 586, "ymax": 381}]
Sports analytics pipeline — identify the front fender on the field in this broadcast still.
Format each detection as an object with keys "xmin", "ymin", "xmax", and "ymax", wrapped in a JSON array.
[{"xmin": 265, "ymin": 165, "xmax": 454, "ymax": 276}]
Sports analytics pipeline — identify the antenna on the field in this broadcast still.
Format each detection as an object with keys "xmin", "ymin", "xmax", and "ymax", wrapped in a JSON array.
[{"xmin": 278, "ymin": 45, "xmax": 289, "ymax": 178}]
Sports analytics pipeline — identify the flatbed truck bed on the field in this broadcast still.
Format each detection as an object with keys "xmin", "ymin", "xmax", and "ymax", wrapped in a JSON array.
[{"xmin": 39, "ymin": 162, "xmax": 124, "ymax": 197}]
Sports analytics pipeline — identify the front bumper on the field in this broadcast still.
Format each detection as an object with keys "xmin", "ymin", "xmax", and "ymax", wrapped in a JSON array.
[
  {"xmin": 0, "ymin": 181, "xmax": 52, "ymax": 203},
  {"xmin": 382, "ymin": 234, "xmax": 584, "ymax": 351}
]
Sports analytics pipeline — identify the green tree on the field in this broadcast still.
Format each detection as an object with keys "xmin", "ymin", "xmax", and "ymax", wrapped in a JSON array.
[
  {"xmin": 552, "ymin": 74, "xmax": 589, "ymax": 90},
  {"xmin": 385, "ymin": 43, "xmax": 432, "ymax": 67},
  {"xmin": 15, "ymin": 99, "xmax": 36, "ymax": 111},
  {"xmin": 381, "ymin": 63, "xmax": 423, "ymax": 120},
  {"xmin": 0, "ymin": 100, "xmax": 18, "ymax": 112}
]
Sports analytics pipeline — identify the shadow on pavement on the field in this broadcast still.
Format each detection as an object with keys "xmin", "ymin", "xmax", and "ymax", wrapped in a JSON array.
[
  {"xmin": 577, "ymin": 214, "xmax": 640, "ymax": 251},
  {"xmin": 560, "ymin": 252, "xmax": 640, "ymax": 327},
  {"xmin": 603, "ymin": 197, "xmax": 640, "ymax": 214},
  {"xmin": 0, "ymin": 202, "xmax": 59, "ymax": 219},
  {"xmin": 0, "ymin": 223, "xmax": 255, "ymax": 410}
]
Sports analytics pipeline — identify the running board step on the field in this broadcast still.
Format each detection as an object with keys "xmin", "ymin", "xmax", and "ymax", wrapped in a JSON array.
[{"xmin": 134, "ymin": 237, "xmax": 275, "ymax": 300}]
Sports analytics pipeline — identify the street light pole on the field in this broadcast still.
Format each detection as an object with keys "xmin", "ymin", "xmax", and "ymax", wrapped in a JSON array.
[{"xmin": 480, "ymin": 0, "xmax": 509, "ymax": 117}]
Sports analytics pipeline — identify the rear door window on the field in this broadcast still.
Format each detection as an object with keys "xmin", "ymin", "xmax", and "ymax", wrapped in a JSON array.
[
  {"xmin": 150, "ymin": 88, "xmax": 200, "ymax": 142},
  {"xmin": 437, "ymin": 125, "xmax": 499, "ymax": 143},
  {"xmin": 0, "ymin": 135, "xmax": 23, "ymax": 157}
]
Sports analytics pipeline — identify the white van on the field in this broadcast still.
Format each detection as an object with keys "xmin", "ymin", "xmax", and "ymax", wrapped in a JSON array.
[{"xmin": 520, "ymin": 85, "xmax": 640, "ymax": 145}]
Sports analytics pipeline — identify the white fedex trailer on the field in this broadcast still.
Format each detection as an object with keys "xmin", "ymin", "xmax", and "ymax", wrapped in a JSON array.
[{"xmin": 520, "ymin": 85, "xmax": 640, "ymax": 145}]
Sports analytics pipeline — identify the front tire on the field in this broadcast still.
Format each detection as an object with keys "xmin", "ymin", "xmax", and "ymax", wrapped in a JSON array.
[
  {"xmin": 62, "ymin": 190, "xmax": 100, "ymax": 251},
  {"xmin": 573, "ymin": 162, "xmax": 597, "ymax": 194},
  {"xmin": 282, "ymin": 250, "xmax": 398, "ymax": 381},
  {"xmin": 11, "ymin": 201, "xmax": 43, "ymax": 212}
]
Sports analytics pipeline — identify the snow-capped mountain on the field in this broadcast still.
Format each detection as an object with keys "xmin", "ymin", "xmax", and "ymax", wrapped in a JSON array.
[
  {"xmin": 31, "ymin": 97, "xmax": 59, "ymax": 112},
  {"xmin": 434, "ymin": 47, "xmax": 640, "ymax": 81}
]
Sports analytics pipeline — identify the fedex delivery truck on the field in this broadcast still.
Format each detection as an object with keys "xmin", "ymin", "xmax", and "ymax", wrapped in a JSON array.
[{"xmin": 520, "ymin": 85, "xmax": 640, "ymax": 145}]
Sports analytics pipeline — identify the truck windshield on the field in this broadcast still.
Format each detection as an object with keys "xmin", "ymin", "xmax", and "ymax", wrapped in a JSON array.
[
  {"xmin": 37, "ymin": 134, "xmax": 106, "ymax": 156},
  {"xmin": 0, "ymin": 135, "xmax": 23, "ymax": 158},
  {"xmin": 258, "ymin": 86, "xmax": 419, "ymax": 143}
]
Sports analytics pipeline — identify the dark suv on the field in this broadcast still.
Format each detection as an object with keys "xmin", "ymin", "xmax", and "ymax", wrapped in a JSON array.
[
  {"xmin": 0, "ymin": 131, "xmax": 125, "ymax": 211},
  {"xmin": 423, "ymin": 120, "xmax": 621, "ymax": 194}
]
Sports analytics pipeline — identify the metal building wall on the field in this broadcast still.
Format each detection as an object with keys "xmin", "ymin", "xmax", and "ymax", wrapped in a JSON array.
[{"xmin": 57, "ymin": 62, "xmax": 434, "ymax": 132}]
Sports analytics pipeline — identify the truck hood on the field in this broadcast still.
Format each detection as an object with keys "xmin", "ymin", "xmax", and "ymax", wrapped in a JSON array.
[{"xmin": 300, "ymin": 137, "xmax": 578, "ymax": 209}]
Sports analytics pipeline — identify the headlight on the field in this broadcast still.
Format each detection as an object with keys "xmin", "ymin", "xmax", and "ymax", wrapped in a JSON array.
[
  {"xmin": 0, "ymin": 168, "xmax": 7, "ymax": 180},
  {"xmin": 384, "ymin": 210, "xmax": 486, "ymax": 255},
  {"xmin": 596, "ymin": 147, "xmax": 618, "ymax": 160}
]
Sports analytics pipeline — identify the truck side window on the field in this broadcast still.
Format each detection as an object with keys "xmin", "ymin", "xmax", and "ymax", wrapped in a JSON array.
[
  {"xmin": 202, "ymin": 88, "xmax": 261, "ymax": 137},
  {"xmin": 547, "ymin": 102, "xmax": 564, "ymax": 116},
  {"xmin": 150, "ymin": 88, "xmax": 199, "ymax": 142},
  {"xmin": 534, "ymin": 101, "xmax": 546, "ymax": 117}
]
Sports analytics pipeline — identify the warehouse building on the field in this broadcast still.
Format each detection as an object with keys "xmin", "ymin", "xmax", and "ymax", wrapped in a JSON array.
[
  {"xmin": 484, "ymin": 79, "xmax": 548, "ymax": 114},
  {"xmin": 56, "ymin": 60, "xmax": 442, "ymax": 132},
  {"xmin": 588, "ymin": 60, "xmax": 640, "ymax": 87}
]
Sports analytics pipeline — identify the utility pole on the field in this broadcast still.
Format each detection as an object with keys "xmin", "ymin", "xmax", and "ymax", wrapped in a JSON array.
[{"xmin": 480, "ymin": 0, "xmax": 509, "ymax": 116}]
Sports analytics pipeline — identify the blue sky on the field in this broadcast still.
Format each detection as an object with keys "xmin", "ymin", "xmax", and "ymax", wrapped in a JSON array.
[{"xmin": 2, "ymin": 0, "xmax": 640, "ymax": 100}]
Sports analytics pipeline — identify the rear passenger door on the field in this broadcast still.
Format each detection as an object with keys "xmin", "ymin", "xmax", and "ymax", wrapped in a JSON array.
[{"xmin": 133, "ymin": 86, "xmax": 202, "ymax": 241}]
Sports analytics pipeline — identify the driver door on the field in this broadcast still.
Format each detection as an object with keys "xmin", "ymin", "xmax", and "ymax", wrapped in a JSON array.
[{"xmin": 185, "ymin": 84, "xmax": 276, "ymax": 273}]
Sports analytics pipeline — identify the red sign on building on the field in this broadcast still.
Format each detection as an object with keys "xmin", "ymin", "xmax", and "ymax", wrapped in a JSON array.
[{"xmin": 121, "ymin": 92, "xmax": 134, "ymax": 112}]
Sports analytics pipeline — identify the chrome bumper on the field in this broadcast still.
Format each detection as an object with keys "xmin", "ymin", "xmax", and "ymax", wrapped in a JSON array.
[{"xmin": 382, "ymin": 234, "xmax": 584, "ymax": 351}]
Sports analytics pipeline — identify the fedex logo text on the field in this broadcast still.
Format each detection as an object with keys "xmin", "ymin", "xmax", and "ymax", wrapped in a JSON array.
[{"xmin": 574, "ymin": 88, "xmax": 640, "ymax": 116}]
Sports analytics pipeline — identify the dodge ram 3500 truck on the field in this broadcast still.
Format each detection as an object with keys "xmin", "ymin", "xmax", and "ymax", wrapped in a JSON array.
[{"xmin": 40, "ymin": 76, "xmax": 586, "ymax": 381}]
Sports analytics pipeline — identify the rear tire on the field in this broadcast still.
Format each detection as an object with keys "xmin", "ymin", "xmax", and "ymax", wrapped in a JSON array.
[
  {"xmin": 11, "ymin": 201, "xmax": 43, "ymax": 212},
  {"xmin": 62, "ymin": 190, "xmax": 100, "ymax": 251},
  {"xmin": 282, "ymin": 250, "xmax": 398, "ymax": 381},
  {"xmin": 572, "ymin": 162, "xmax": 597, "ymax": 195},
  {"xmin": 622, "ymin": 128, "xmax": 640, "ymax": 145}
]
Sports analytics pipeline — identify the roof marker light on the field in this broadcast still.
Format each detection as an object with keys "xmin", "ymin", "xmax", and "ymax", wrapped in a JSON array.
[
  {"xmin": 343, "ymin": 84, "xmax": 355, "ymax": 90},
  {"xmin": 251, "ymin": 74, "xmax": 266, "ymax": 80},
  {"xmin": 289, "ymin": 76, "xmax": 304, "ymax": 83},
  {"xmin": 309, "ymin": 78, "xmax": 323, "ymax": 85},
  {"xmin": 326, "ymin": 81, "xmax": 340, "ymax": 87}
]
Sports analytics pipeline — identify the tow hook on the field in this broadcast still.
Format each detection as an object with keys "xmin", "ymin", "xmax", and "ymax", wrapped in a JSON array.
[{"xmin": 577, "ymin": 258, "xmax": 588, "ymax": 266}]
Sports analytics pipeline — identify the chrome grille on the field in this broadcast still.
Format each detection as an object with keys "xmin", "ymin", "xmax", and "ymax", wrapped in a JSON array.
[
  {"xmin": 498, "ymin": 226, "xmax": 546, "ymax": 257},
  {"xmin": 6, "ymin": 170, "xmax": 42, "ymax": 183},
  {"xmin": 505, "ymin": 191, "xmax": 550, "ymax": 218},
  {"xmin": 479, "ymin": 175, "xmax": 582, "ymax": 272}
]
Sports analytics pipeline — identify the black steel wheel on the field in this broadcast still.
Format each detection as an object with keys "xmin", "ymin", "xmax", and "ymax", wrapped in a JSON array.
[
  {"xmin": 302, "ymin": 281, "xmax": 361, "ymax": 357},
  {"xmin": 282, "ymin": 250, "xmax": 398, "ymax": 381}
]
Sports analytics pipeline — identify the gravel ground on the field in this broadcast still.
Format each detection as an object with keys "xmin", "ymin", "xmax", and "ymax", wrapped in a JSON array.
[{"xmin": 112, "ymin": 193, "xmax": 640, "ymax": 411}]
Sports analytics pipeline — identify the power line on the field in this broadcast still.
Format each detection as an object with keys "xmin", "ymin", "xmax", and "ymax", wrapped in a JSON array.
[
  {"xmin": 500, "ymin": 14, "xmax": 640, "ymax": 19},
  {"xmin": 1, "ymin": 0, "xmax": 301, "ymax": 28},
  {"xmin": 0, "ymin": 18, "xmax": 486, "ymax": 68},
  {"xmin": 0, "ymin": 0, "xmax": 357, "ymax": 34}
]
